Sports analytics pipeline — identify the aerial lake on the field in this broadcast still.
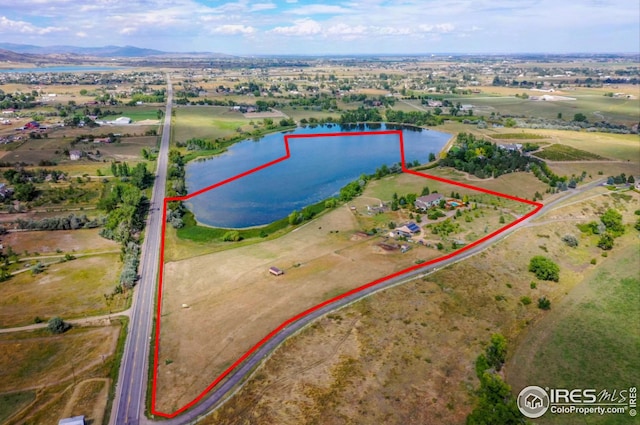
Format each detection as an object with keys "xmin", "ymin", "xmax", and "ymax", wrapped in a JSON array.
[{"xmin": 185, "ymin": 124, "xmax": 451, "ymax": 228}]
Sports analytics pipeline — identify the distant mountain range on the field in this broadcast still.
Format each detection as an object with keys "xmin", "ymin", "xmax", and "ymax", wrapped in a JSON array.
[{"xmin": 0, "ymin": 43, "xmax": 229, "ymax": 59}]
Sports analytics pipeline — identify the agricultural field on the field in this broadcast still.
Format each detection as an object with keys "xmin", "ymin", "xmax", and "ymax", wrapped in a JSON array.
[
  {"xmin": 156, "ymin": 171, "xmax": 534, "ymax": 412},
  {"xmin": 533, "ymin": 144, "xmax": 607, "ymax": 161},
  {"xmin": 0, "ymin": 321, "xmax": 126, "ymax": 425},
  {"xmin": 443, "ymin": 86, "xmax": 639, "ymax": 126},
  {"xmin": 171, "ymin": 106, "xmax": 256, "ymax": 144},
  {"xmin": 205, "ymin": 186, "xmax": 639, "ymax": 425},
  {"xmin": 0, "ymin": 252, "xmax": 125, "ymax": 328}
]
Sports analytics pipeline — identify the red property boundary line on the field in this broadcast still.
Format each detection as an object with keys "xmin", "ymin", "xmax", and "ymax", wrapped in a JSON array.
[{"xmin": 152, "ymin": 130, "xmax": 543, "ymax": 418}]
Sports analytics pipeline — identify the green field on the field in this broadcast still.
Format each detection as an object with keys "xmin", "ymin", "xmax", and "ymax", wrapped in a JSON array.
[
  {"xmin": 480, "ymin": 129, "xmax": 640, "ymax": 162},
  {"xmin": 507, "ymin": 234, "xmax": 640, "ymax": 425},
  {"xmin": 172, "ymin": 106, "xmax": 254, "ymax": 143},
  {"xmin": 534, "ymin": 144, "xmax": 607, "ymax": 161},
  {"xmin": 453, "ymin": 90, "xmax": 639, "ymax": 125},
  {"xmin": 0, "ymin": 391, "xmax": 36, "ymax": 423},
  {"xmin": 490, "ymin": 133, "xmax": 548, "ymax": 140},
  {"xmin": 100, "ymin": 106, "xmax": 163, "ymax": 122}
]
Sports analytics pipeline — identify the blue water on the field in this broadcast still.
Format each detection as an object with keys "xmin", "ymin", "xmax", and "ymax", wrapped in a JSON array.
[
  {"xmin": 0, "ymin": 66, "xmax": 128, "ymax": 73},
  {"xmin": 185, "ymin": 124, "xmax": 450, "ymax": 228}
]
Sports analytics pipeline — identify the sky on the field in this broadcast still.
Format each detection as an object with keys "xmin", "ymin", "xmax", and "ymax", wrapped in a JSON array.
[{"xmin": 0, "ymin": 0, "xmax": 638, "ymax": 55}]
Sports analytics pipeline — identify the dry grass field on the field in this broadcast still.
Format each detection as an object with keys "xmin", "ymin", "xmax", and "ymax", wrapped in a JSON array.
[
  {"xmin": 203, "ymin": 188, "xmax": 639, "ymax": 425},
  {"xmin": 0, "ymin": 228, "xmax": 118, "ymax": 255},
  {"xmin": 0, "ymin": 253, "xmax": 123, "ymax": 328},
  {"xmin": 156, "ymin": 171, "xmax": 534, "ymax": 412},
  {"xmin": 0, "ymin": 324, "xmax": 122, "ymax": 425}
]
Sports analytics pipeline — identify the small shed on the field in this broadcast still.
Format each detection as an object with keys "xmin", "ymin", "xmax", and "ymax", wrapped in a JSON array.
[
  {"xmin": 269, "ymin": 266, "xmax": 284, "ymax": 276},
  {"xmin": 59, "ymin": 416, "xmax": 85, "ymax": 425}
]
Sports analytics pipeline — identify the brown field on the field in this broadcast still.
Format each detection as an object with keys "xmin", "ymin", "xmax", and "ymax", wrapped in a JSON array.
[
  {"xmin": 0, "ymin": 326, "xmax": 119, "ymax": 393},
  {"xmin": 547, "ymin": 162, "xmax": 639, "ymax": 181},
  {"xmin": 203, "ymin": 188, "xmax": 639, "ymax": 425},
  {"xmin": 0, "ymin": 132, "xmax": 157, "ymax": 165},
  {"xmin": 156, "ymin": 172, "xmax": 533, "ymax": 412},
  {"xmin": 0, "ymin": 253, "xmax": 124, "ymax": 328},
  {"xmin": 0, "ymin": 228, "xmax": 118, "ymax": 255},
  {"xmin": 0, "ymin": 324, "xmax": 121, "ymax": 425}
]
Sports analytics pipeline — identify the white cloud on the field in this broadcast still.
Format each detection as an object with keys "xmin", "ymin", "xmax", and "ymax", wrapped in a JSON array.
[
  {"xmin": 287, "ymin": 4, "xmax": 352, "ymax": 15},
  {"xmin": 270, "ymin": 18, "xmax": 322, "ymax": 36},
  {"xmin": 212, "ymin": 24, "xmax": 256, "ymax": 35},
  {"xmin": 326, "ymin": 23, "xmax": 367, "ymax": 36},
  {"xmin": 417, "ymin": 23, "xmax": 455, "ymax": 34},
  {"xmin": 250, "ymin": 2, "xmax": 276, "ymax": 12},
  {"xmin": 119, "ymin": 27, "xmax": 137, "ymax": 35},
  {"xmin": 0, "ymin": 16, "xmax": 66, "ymax": 34}
]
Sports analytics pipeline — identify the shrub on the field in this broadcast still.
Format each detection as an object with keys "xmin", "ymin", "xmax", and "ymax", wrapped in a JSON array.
[
  {"xmin": 30, "ymin": 262, "xmax": 45, "ymax": 276},
  {"xmin": 48, "ymin": 317, "xmax": 70, "ymax": 334},
  {"xmin": 597, "ymin": 233, "xmax": 614, "ymax": 250},
  {"xmin": 590, "ymin": 258, "xmax": 597, "ymax": 265},
  {"xmin": 520, "ymin": 296, "xmax": 532, "ymax": 305},
  {"xmin": 528, "ymin": 256, "xmax": 560, "ymax": 282},
  {"xmin": 538, "ymin": 297, "xmax": 551, "ymax": 310},
  {"xmin": 561, "ymin": 234, "xmax": 578, "ymax": 248},
  {"xmin": 222, "ymin": 231, "xmax": 241, "ymax": 242}
]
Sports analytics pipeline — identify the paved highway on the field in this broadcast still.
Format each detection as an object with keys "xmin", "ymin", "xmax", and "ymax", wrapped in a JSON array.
[
  {"xmin": 111, "ymin": 76, "xmax": 173, "ymax": 425},
  {"xmin": 153, "ymin": 179, "xmax": 606, "ymax": 424}
]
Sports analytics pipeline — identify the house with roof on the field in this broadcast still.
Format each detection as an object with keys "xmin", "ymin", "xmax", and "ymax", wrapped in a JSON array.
[
  {"xmin": 498, "ymin": 143, "xmax": 522, "ymax": 152},
  {"xmin": 394, "ymin": 222, "xmax": 421, "ymax": 238},
  {"xmin": 415, "ymin": 193, "xmax": 444, "ymax": 210},
  {"xmin": 69, "ymin": 150, "xmax": 82, "ymax": 161}
]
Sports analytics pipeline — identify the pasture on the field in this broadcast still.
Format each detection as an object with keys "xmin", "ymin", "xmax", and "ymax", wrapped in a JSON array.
[
  {"xmin": 0, "ymin": 253, "xmax": 124, "ymax": 328},
  {"xmin": 0, "ymin": 324, "xmax": 123, "ymax": 425},
  {"xmin": 172, "ymin": 106, "xmax": 255, "ymax": 144}
]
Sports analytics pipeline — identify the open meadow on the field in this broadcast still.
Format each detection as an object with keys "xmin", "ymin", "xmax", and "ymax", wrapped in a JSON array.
[
  {"xmin": 203, "ymin": 185, "xmax": 639, "ymax": 425},
  {"xmin": 0, "ymin": 252, "xmax": 124, "ymax": 328},
  {"xmin": 172, "ymin": 106, "xmax": 256, "ymax": 144}
]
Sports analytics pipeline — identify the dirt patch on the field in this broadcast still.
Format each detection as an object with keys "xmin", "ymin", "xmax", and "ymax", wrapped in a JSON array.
[{"xmin": 62, "ymin": 378, "xmax": 109, "ymax": 425}]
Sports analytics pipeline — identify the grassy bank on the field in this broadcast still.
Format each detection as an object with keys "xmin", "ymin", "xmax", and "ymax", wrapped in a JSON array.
[{"xmin": 176, "ymin": 197, "xmax": 330, "ymax": 244}]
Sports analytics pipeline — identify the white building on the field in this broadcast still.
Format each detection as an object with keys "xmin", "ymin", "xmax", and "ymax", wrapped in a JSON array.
[{"xmin": 59, "ymin": 416, "xmax": 85, "ymax": 425}]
